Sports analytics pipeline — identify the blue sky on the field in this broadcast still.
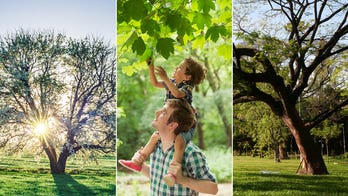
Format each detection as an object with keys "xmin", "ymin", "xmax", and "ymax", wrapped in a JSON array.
[{"xmin": 0, "ymin": 0, "xmax": 115, "ymax": 44}]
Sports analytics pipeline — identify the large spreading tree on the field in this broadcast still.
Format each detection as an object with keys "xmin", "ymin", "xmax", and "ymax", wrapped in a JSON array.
[
  {"xmin": 233, "ymin": 0, "xmax": 348, "ymax": 174},
  {"xmin": 0, "ymin": 30, "xmax": 116, "ymax": 174}
]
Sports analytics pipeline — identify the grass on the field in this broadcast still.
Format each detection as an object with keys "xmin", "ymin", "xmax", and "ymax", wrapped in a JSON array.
[
  {"xmin": 233, "ymin": 156, "xmax": 348, "ymax": 196},
  {"xmin": 0, "ymin": 155, "xmax": 116, "ymax": 195}
]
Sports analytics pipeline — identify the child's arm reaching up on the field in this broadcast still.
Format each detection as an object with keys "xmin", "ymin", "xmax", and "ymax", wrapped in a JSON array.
[
  {"xmin": 147, "ymin": 58, "xmax": 164, "ymax": 88},
  {"xmin": 155, "ymin": 66, "xmax": 186, "ymax": 98}
]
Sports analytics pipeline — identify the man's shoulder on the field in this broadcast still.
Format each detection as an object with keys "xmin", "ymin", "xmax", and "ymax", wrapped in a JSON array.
[{"xmin": 184, "ymin": 142, "xmax": 204, "ymax": 156}]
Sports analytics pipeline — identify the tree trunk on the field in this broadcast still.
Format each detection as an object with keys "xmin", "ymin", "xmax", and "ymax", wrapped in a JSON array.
[
  {"xmin": 204, "ymin": 58, "xmax": 232, "ymax": 147},
  {"xmin": 279, "ymin": 143, "xmax": 289, "ymax": 160},
  {"xmin": 41, "ymin": 138, "xmax": 68, "ymax": 174},
  {"xmin": 282, "ymin": 115, "xmax": 328, "ymax": 174},
  {"xmin": 197, "ymin": 119, "xmax": 205, "ymax": 150},
  {"xmin": 273, "ymin": 144, "xmax": 280, "ymax": 162},
  {"xmin": 42, "ymin": 141, "xmax": 65, "ymax": 174}
]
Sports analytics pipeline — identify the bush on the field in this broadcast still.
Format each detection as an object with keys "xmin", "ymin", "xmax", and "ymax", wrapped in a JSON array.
[{"xmin": 204, "ymin": 147, "xmax": 232, "ymax": 183}]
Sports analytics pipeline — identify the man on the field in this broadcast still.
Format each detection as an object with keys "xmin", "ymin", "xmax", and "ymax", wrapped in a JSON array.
[{"xmin": 131, "ymin": 99, "xmax": 218, "ymax": 195}]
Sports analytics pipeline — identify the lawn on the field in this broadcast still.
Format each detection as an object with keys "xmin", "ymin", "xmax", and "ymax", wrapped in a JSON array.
[
  {"xmin": 0, "ymin": 155, "xmax": 116, "ymax": 196},
  {"xmin": 233, "ymin": 156, "xmax": 348, "ymax": 196}
]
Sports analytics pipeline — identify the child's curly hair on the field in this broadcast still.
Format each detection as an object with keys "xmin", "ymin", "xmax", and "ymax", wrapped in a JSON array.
[{"xmin": 184, "ymin": 57, "xmax": 206, "ymax": 87}]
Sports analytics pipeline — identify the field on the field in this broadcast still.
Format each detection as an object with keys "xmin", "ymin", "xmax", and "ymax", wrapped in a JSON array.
[
  {"xmin": 0, "ymin": 155, "xmax": 116, "ymax": 195},
  {"xmin": 233, "ymin": 156, "xmax": 348, "ymax": 195}
]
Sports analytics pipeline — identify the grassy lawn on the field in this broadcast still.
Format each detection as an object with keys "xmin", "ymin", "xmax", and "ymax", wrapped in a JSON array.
[
  {"xmin": 233, "ymin": 156, "xmax": 348, "ymax": 196},
  {"xmin": 0, "ymin": 155, "xmax": 116, "ymax": 196}
]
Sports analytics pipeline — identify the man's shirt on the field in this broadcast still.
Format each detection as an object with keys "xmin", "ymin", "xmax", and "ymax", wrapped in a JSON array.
[{"xmin": 150, "ymin": 141, "xmax": 217, "ymax": 196}]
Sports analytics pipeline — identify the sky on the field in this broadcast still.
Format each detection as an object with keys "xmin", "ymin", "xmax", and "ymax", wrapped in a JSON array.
[{"xmin": 0, "ymin": 0, "xmax": 115, "ymax": 44}]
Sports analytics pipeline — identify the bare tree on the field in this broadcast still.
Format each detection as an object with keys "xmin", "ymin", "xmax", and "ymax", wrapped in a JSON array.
[{"xmin": 234, "ymin": 0, "xmax": 348, "ymax": 174}]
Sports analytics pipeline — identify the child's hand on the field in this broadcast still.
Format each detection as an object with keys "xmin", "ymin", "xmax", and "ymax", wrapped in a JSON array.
[
  {"xmin": 131, "ymin": 147, "xmax": 146, "ymax": 165},
  {"xmin": 155, "ymin": 66, "xmax": 169, "ymax": 80},
  {"xmin": 168, "ymin": 161, "xmax": 183, "ymax": 183},
  {"xmin": 146, "ymin": 58, "xmax": 153, "ymax": 66}
]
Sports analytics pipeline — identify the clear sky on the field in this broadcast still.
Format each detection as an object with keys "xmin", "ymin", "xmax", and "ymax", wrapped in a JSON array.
[{"xmin": 0, "ymin": 0, "xmax": 115, "ymax": 44}]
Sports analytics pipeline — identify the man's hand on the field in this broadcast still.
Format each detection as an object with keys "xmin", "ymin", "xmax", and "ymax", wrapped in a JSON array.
[{"xmin": 155, "ymin": 66, "xmax": 169, "ymax": 81}]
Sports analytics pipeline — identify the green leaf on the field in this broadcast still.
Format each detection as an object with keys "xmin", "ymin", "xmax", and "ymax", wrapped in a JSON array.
[
  {"xmin": 124, "ymin": 0, "xmax": 148, "ymax": 20},
  {"xmin": 163, "ymin": 11, "xmax": 182, "ymax": 31},
  {"xmin": 156, "ymin": 38, "xmax": 174, "ymax": 59},
  {"xmin": 141, "ymin": 19, "xmax": 160, "ymax": 36},
  {"xmin": 198, "ymin": 0, "xmax": 215, "ymax": 13},
  {"xmin": 205, "ymin": 25, "xmax": 227, "ymax": 42},
  {"xmin": 193, "ymin": 12, "xmax": 212, "ymax": 30},
  {"xmin": 122, "ymin": 31, "xmax": 138, "ymax": 50},
  {"xmin": 132, "ymin": 37, "xmax": 146, "ymax": 55}
]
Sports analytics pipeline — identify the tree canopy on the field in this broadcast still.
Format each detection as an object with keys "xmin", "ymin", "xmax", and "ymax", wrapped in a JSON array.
[{"xmin": 0, "ymin": 30, "xmax": 116, "ymax": 173}]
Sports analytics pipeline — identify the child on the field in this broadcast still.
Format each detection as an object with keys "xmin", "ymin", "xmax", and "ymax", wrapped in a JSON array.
[{"xmin": 119, "ymin": 57, "xmax": 206, "ymax": 186}]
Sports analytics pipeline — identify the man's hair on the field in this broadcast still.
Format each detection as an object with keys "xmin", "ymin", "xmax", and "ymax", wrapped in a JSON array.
[
  {"xmin": 166, "ymin": 99, "xmax": 195, "ymax": 135},
  {"xmin": 184, "ymin": 57, "xmax": 206, "ymax": 87}
]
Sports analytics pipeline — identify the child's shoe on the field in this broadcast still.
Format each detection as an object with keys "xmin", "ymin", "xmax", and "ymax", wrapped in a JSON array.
[
  {"xmin": 163, "ymin": 173, "xmax": 176, "ymax": 186},
  {"xmin": 118, "ymin": 160, "xmax": 142, "ymax": 172}
]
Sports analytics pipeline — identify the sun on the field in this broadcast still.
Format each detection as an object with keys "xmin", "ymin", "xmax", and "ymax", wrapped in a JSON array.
[{"xmin": 34, "ymin": 122, "xmax": 47, "ymax": 135}]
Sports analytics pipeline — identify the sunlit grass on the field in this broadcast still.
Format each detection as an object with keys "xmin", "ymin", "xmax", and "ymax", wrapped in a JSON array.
[
  {"xmin": 233, "ymin": 156, "xmax": 348, "ymax": 195},
  {"xmin": 0, "ymin": 155, "xmax": 116, "ymax": 195}
]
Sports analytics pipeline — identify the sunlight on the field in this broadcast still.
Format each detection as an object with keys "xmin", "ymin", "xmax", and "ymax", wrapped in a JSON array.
[{"xmin": 34, "ymin": 122, "xmax": 47, "ymax": 136}]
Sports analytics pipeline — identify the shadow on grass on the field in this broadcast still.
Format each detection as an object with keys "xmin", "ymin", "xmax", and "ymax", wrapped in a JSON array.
[
  {"xmin": 52, "ymin": 174, "xmax": 96, "ymax": 196},
  {"xmin": 234, "ymin": 173, "xmax": 348, "ymax": 194}
]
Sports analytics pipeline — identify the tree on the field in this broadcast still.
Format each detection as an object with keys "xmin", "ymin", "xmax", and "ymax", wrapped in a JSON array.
[
  {"xmin": 233, "ymin": 0, "xmax": 348, "ymax": 174},
  {"xmin": 0, "ymin": 30, "xmax": 115, "ymax": 174},
  {"xmin": 311, "ymin": 120, "xmax": 342, "ymax": 156},
  {"xmin": 234, "ymin": 102, "xmax": 290, "ymax": 161}
]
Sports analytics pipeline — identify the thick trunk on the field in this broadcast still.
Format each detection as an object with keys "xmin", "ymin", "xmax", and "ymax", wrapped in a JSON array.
[
  {"xmin": 57, "ymin": 145, "xmax": 70, "ymax": 174},
  {"xmin": 282, "ymin": 115, "xmax": 328, "ymax": 174},
  {"xmin": 42, "ymin": 138, "xmax": 69, "ymax": 174},
  {"xmin": 43, "ymin": 142, "xmax": 65, "ymax": 174}
]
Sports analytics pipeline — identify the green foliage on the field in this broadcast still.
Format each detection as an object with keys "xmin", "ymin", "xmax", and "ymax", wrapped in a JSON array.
[
  {"xmin": 117, "ymin": 0, "xmax": 231, "ymax": 59},
  {"xmin": 204, "ymin": 147, "xmax": 232, "ymax": 183},
  {"xmin": 156, "ymin": 38, "xmax": 175, "ymax": 59},
  {"xmin": 234, "ymin": 102, "xmax": 290, "ymax": 155}
]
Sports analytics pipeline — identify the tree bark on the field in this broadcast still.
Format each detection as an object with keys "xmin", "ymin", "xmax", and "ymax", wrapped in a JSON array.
[
  {"xmin": 282, "ymin": 113, "xmax": 329, "ymax": 174},
  {"xmin": 279, "ymin": 143, "xmax": 289, "ymax": 160},
  {"xmin": 41, "ymin": 138, "xmax": 64, "ymax": 174}
]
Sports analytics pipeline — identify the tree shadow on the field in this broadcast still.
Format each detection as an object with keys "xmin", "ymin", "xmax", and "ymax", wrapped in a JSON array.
[
  {"xmin": 234, "ymin": 173, "xmax": 348, "ymax": 194},
  {"xmin": 52, "ymin": 174, "xmax": 96, "ymax": 196}
]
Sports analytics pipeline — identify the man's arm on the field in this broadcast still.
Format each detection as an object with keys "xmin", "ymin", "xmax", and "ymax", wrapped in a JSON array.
[
  {"xmin": 140, "ymin": 163, "xmax": 150, "ymax": 178},
  {"xmin": 168, "ymin": 162, "xmax": 218, "ymax": 195}
]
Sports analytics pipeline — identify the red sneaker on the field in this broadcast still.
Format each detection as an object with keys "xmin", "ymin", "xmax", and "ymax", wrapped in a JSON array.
[
  {"xmin": 163, "ymin": 173, "xmax": 176, "ymax": 186},
  {"xmin": 118, "ymin": 160, "xmax": 142, "ymax": 172}
]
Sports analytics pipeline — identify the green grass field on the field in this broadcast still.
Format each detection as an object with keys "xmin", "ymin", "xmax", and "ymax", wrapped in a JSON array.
[
  {"xmin": 0, "ymin": 155, "xmax": 116, "ymax": 196},
  {"xmin": 233, "ymin": 156, "xmax": 348, "ymax": 196}
]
